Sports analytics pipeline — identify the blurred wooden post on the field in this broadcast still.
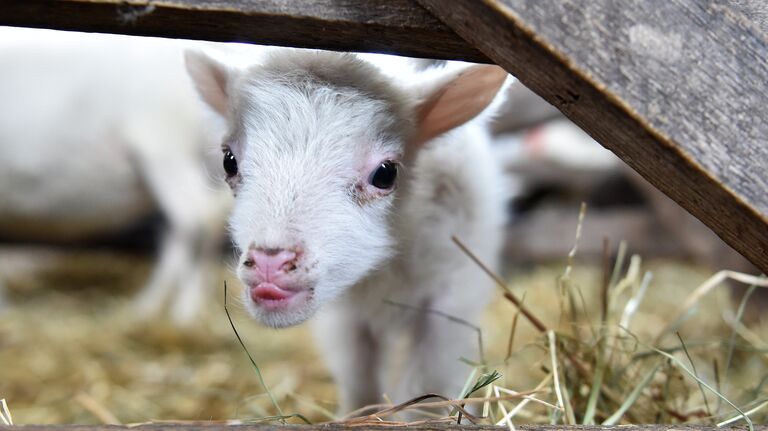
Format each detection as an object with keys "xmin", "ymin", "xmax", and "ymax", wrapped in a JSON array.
[{"xmin": 1, "ymin": 0, "xmax": 767, "ymax": 273}]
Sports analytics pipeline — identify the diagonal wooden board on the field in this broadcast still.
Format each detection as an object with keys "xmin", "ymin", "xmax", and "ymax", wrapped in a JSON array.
[
  {"xmin": 416, "ymin": 0, "xmax": 768, "ymax": 274},
  {"xmin": 0, "ymin": 0, "xmax": 766, "ymax": 273}
]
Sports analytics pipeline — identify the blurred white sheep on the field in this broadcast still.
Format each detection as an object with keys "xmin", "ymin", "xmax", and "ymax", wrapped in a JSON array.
[{"xmin": 0, "ymin": 27, "xmax": 243, "ymax": 324}]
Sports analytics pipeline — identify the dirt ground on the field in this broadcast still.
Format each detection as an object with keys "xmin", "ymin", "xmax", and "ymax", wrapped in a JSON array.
[{"xmin": 0, "ymin": 248, "xmax": 765, "ymax": 425}]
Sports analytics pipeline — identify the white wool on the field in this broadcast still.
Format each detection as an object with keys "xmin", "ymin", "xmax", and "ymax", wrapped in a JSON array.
[
  {"xmin": 187, "ymin": 48, "xmax": 508, "ymax": 411},
  {"xmin": 0, "ymin": 28, "xmax": 241, "ymax": 324}
]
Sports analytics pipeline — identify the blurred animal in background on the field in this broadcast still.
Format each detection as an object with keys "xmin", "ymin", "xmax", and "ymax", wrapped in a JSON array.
[
  {"xmin": 185, "ymin": 49, "xmax": 509, "ymax": 412},
  {"xmin": 493, "ymin": 81, "xmax": 759, "ymax": 278},
  {"xmin": 0, "ymin": 27, "xmax": 237, "ymax": 325}
]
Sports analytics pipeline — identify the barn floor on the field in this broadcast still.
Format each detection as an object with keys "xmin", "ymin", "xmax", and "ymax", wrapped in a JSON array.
[{"xmin": 0, "ymin": 248, "xmax": 765, "ymax": 425}]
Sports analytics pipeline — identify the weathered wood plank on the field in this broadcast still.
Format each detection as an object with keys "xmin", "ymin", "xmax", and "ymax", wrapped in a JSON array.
[
  {"xmin": 417, "ymin": 0, "xmax": 768, "ymax": 274},
  {"xmin": 3, "ymin": 426, "xmax": 767, "ymax": 431},
  {"xmin": 0, "ymin": 0, "xmax": 487, "ymax": 62}
]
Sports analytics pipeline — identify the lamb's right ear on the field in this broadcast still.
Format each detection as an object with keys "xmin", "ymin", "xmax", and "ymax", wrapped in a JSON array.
[
  {"xmin": 184, "ymin": 50, "xmax": 232, "ymax": 118},
  {"xmin": 412, "ymin": 64, "xmax": 509, "ymax": 146}
]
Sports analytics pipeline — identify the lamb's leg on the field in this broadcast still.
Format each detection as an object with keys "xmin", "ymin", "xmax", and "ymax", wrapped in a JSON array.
[
  {"xmin": 397, "ymin": 292, "xmax": 487, "ymax": 406},
  {"xmin": 312, "ymin": 306, "xmax": 383, "ymax": 415},
  {"xmin": 393, "ymin": 133, "xmax": 503, "ymax": 410},
  {"xmin": 132, "ymin": 150, "xmax": 226, "ymax": 325},
  {"xmin": 133, "ymin": 227, "xmax": 189, "ymax": 318}
]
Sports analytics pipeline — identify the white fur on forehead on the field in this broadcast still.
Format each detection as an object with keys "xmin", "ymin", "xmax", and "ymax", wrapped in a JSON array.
[
  {"xmin": 253, "ymin": 50, "xmax": 403, "ymax": 97},
  {"xmin": 237, "ymin": 51, "xmax": 412, "ymax": 127},
  {"xmin": 223, "ymin": 50, "xmax": 419, "ymax": 165}
]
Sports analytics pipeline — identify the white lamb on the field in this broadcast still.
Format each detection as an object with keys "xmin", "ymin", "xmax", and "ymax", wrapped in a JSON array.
[
  {"xmin": 185, "ymin": 49, "xmax": 509, "ymax": 412},
  {"xmin": 0, "ymin": 27, "xmax": 232, "ymax": 324}
]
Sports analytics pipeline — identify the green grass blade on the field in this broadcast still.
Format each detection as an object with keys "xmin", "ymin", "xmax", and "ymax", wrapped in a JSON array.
[{"xmin": 223, "ymin": 281, "xmax": 286, "ymax": 421}]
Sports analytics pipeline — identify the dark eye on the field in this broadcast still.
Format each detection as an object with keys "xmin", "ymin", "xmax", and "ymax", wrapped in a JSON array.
[
  {"xmin": 223, "ymin": 149, "xmax": 238, "ymax": 177},
  {"xmin": 369, "ymin": 161, "xmax": 398, "ymax": 189}
]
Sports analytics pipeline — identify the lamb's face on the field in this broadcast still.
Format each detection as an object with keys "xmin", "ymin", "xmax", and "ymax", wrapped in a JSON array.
[
  {"xmin": 186, "ymin": 49, "xmax": 509, "ymax": 328},
  {"xmin": 224, "ymin": 61, "xmax": 411, "ymax": 327}
]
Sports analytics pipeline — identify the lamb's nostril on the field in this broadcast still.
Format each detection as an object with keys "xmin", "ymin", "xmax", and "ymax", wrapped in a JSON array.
[{"xmin": 246, "ymin": 246, "xmax": 301, "ymax": 279}]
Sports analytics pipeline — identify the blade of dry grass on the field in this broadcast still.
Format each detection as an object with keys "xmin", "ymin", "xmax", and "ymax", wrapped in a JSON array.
[
  {"xmin": 582, "ymin": 342, "xmax": 606, "ymax": 425},
  {"xmin": 601, "ymin": 237, "xmax": 611, "ymax": 324},
  {"xmin": 720, "ymin": 284, "xmax": 757, "ymax": 414},
  {"xmin": 656, "ymin": 272, "xmax": 768, "ymax": 344},
  {"xmin": 385, "ymin": 299, "xmax": 485, "ymax": 364},
  {"xmin": 602, "ymin": 363, "xmax": 661, "ymax": 425},
  {"xmin": 495, "ymin": 380, "xmax": 560, "ymax": 411},
  {"xmin": 676, "ymin": 332, "xmax": 712, "ymax": 418},
  {"xmin": 619, "ymin": 271, "xmax": 652, "ymax": 330},
  {"xmin": 506, "ymin": 292, "xmax": 526, "ymax": 361},
  {"xmin": 456, "ymin": 368, "xmax": 479, "ymax": 403},
  {"xmin": 611, "ymin": 254, "xmax": 642, "ymax": 303},
  {"xmin": 481, "ymin": 382, "xmax": 494, "ymax": 421},
  {"xmin": 340, "ymin": 393, "xmax": 487, "ymax": 425},
  {"xmin": 652, "ymin": 347, "xmax": 753, "ymax": 431},
  {"xmin": 366, "ymin": 392, "xmax": 539, "ymax": 415},
  {"xmin": 240, "ymin": 413, "xmax": 312, "ymax": 424},
  {"xmin": 452, "ymin": 235, "xmax": 548, "ymax": 333},
  {"xmin": 286, "ymin": 392, "xmax": 337, "ymax": 422},
  {"xmin": 562, "ymin": 202, "xmax": 587, "ymax": 280},
  {"xmin": 494, "ymin": 385, "xmax": 515, "ymax": 431},
  {"xmin": 718, "ymin": 399, "xmax": 768, "ymax": 427},
  {"xmin": 608, "ymin": 240, "xmax": 628, "ymax": 290},
  {"xmin": 722, "ymin": 310, "xmax": 768, "ymax": 358},
  {"xmin": 75, "ymin": 392, "xmax": 121, "ymax": 425},
  {"xmin": 0, "ymin": 399, "xmax": 13, "ymax": 426},
  {"xmin": 548, "ymin": 330, "xmax": 575, "ymax": 424}
]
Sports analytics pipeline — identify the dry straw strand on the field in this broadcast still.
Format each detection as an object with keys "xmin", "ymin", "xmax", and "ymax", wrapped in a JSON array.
[{"xmin": 0, "ymin": 399, "xmax": 12, "ymax": 426}]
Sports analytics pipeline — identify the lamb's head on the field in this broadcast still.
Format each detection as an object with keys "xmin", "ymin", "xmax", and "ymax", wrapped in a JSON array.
[{"xmin": 186, "ymin": 49, "xmax": 507, "ymax": 328}]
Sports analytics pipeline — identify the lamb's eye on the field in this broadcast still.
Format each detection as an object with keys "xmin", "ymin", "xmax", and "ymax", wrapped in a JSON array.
[
  {"xmin": 223, "ymin": 149, "xmax": 238, "ymax": 177},
  {"xmin": 369, "ymin": 161, "xmax": 398, "ymax": 189}
]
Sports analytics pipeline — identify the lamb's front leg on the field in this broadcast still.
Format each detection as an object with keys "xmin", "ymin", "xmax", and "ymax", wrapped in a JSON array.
[
  {"xmin": 398, "ymin": 299, "xmax": 484, "ymax": 405},
  {"xmin": 312, "ymin": 304, "xmax": 383, "ymax": 415}
]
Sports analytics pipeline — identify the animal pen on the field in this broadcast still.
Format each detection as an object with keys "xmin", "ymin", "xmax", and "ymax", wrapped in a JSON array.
[{"xmin": 1, "ymin": 1, "xmax": 767, "ymax": 431}]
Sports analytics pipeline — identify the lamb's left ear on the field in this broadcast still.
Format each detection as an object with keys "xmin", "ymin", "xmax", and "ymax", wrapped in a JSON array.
[
  {"xmin": 413, "ymin": 65, "xmax": 509, "ymax": 145},
  {"xmin": 185, "ymin": 50, "xmax": 234, "ymax": 118}
]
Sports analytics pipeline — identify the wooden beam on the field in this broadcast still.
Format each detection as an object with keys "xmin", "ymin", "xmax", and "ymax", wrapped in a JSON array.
[
  {"xmin": 3, "ymin": 426, "xmax": 767, "ymax": 431},
  {"xmin": 417, "ymin": 0, "xmax": 768, "ymax": 274},
  {"xmin": 0, "ymin": 0, "xmax": 487, "ymax": 62}
]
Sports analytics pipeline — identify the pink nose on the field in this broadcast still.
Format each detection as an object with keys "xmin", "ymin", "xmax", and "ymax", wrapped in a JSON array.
[{"xmin": 243, "ymin": 247, "xmax": 298, "ymax": 281}]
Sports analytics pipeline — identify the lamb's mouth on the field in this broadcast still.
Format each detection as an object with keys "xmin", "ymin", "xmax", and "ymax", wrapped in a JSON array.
[{"xmin": 248, "ymin": 282, "xmax": 311, "ymax": 311}]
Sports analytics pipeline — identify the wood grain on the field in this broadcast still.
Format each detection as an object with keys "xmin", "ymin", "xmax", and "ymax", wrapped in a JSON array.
[
  {"xmin": 418, "ymin": 0, "xmax": 768, "ymax": 273},
  {"xmin": 3, "ymin": 425, "xmax": 766, "ymax": 431},
  {"xmin": 0, "ymin": 0, "xmax": 487, "ymax": 62}
]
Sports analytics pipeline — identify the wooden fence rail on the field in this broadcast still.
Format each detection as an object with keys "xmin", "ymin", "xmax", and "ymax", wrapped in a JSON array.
[
  {"xmin": 0, "ymin": 0, "xmax": 487, "ymax": 62},
  {"xmin": 3, "ymin": 425, "xmax": 767, "ymax": 431}
]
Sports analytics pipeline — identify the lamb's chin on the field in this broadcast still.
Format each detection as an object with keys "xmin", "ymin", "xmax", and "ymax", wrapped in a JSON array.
[{"xmin": 243, "ymin": 291, "xmax": 318, "ymax": 328}]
